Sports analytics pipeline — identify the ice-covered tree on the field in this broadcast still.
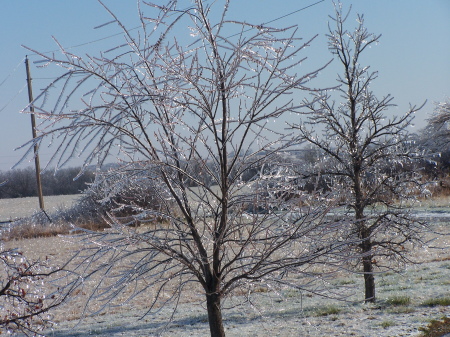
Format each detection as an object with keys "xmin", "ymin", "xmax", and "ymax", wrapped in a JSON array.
[
  {"xmin": 291, "ymin": 2, "xmax": 427, "ymax": 303},
  {"xmin": 20, "ymin": 1, "xmax": 355, "ymax": 336}
]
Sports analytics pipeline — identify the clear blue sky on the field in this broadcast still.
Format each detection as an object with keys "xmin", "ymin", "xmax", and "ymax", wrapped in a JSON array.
[{"xmin": 0, "ymin": 0, "xmax": 449, "ymax": 171}]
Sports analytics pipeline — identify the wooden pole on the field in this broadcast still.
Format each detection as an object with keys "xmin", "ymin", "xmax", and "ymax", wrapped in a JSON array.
[{"xmin": 25, "ymin": 56, "xmax": 45, "ymax": 211}]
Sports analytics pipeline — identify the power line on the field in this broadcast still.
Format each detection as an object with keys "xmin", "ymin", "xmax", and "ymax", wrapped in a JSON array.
[
  {"xmin": 30, "ymin": 0, "xmax": 325, "ymax": 56},
  {"xmin": 36, "ymin": 30, "xmax": 132, "ymax": 56},
  {"xmin": 226, "ymin": 0, "xmax": 325, "ymax": 39},
  {"xmin": 0, "ymin": 0, "xmax": 326, "ymax": 112},
  {"xmin": 0, "ymin": 83, "xmax": 27, "ymax": 114},
  {"xmin": 265, "ymin": 0, "xmax": 325, "ymax": 26},
  {"xmin": 0, "ymin": 57, "xmax": 26, "ymax": 89},
  {"xmin": 31, "ymin": 2, "xmax": 197, "ymax": 56}
]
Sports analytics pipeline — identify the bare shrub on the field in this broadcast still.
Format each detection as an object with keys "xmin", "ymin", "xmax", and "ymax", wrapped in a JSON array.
[{"xmin": 0, "ymin": 248, "xmax": 67, "ymax": 336}]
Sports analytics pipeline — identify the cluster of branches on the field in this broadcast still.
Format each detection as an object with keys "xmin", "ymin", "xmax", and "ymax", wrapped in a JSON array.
[
  {"xmin": 0, "ymin": 249, "xmax": 67, "ymax": 336},
  {"xmin": 80, "ymin": 163, "xmax": 171, "ymax": 224},
  {"xmin": 0, "ymin": 166, "xmax": 94, "ymax": 199}
]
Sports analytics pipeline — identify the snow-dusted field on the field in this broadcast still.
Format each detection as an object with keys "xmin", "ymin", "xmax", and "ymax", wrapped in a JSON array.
[
  {"xmin": 2, "ymin": 222, "xmax": 448, "ymax": 336},
  {"xmin": 0, "ymin": 194, "xmax": 82, "ymax": 222},
  {"xmin": 47, "ymin": 264, "xmax": 450, "ymax": 337}
]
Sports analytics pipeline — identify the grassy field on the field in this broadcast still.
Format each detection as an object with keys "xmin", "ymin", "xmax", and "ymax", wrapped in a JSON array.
[{"xmin": 4, "ymin": 231, "xmax": 448, "ymax": 336}]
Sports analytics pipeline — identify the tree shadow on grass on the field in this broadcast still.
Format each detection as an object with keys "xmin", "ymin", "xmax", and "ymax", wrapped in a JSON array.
[{"xmin": 46, "ymin": 305, "xmax": 311, "ymax": 337}]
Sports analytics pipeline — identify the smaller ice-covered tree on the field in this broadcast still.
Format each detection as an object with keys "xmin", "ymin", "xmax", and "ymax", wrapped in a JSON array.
[{"xmin": 291, "ymin": 2, "xmax": 428, "ymax": 303}]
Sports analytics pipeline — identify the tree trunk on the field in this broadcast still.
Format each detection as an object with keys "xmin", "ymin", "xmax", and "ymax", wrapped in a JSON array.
[
  {"xmin": 363, "ymin": 260, "xmax": 375, "ymax": 302},
  {"xmin": 354, "ymin": 170, "xmax": 375, "ymax": 303},
  {"xmin": 206, "ymin": 293, "xmax": 225, "ymax": 337},
  {"xmin": 362, "ymin": 244, "xmax": 375, "ymax": 303}
]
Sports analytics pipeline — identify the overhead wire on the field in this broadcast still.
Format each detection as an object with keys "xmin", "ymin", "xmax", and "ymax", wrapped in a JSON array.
[
  {"xmin": 226, "ymin": 0, "xmax": 325, "ymax": 38},
  {"xmin": 0, "ymin": 83, "xmax": 27, "ymax": 114},
  {"xmin": 29, "ymin": 2, "xmax": 199, "ymax": 56},
  {"xmin": 0, "ymin": 0, "xmax": 326, "ymax": 94},
  {"xmin": 28, "ymin": 0, "xmax": 325, "ymax": 56},
  {"xmin": 264, "ymin": 0, "xmax": 325, "ymax": 25},
  {"xmin": 0, "ymin": 57, "xmax": 26, "ymax": 89}
]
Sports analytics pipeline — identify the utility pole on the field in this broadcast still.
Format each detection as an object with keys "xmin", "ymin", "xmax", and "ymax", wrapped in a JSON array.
[{"xmin": 25, "ymin": 56, "xmax": 45, "ymax": 211}]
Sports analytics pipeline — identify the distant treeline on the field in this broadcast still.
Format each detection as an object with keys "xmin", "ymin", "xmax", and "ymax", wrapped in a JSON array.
[{"xmin": 0, "ymin": 167, "xmax": 95, "ymax": 199}]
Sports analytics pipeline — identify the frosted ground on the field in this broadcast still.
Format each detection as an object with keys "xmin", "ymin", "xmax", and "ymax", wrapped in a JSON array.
[
  {"xmin": 14, "ymin": 235, "xmax": 450, "ymax": 336},
  {"xmin": 1, "ymin": 196, "xmax": 450, "ymax": 336},
  {"xmin": 0, "ymin": 194, "xmax": 81, "ymax": 222}
]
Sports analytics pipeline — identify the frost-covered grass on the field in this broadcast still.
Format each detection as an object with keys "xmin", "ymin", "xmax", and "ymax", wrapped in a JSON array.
[
  {"xmin": 421, "ymin": 297, "xmax": 450, "ymax": 307},
  {"xmin": 3, "ymin": 194, "xmax": 450, "ymax": 240},
  {"xmin": 34, "ymin": 254, "xmax": 450, "ymax": 336},
  {"xmin": 386, "ymin": 295, "xmax": 411, "ymax": 306}
]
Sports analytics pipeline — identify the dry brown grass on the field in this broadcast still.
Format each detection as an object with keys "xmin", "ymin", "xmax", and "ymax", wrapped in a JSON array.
[
  {"xmin": 419, "ymin": 316, "xmax": 450, "ymax": 337},
  {"xmin": 423, "ymin": 177, "xmax": 450, "ymax": 199},
  {"xmin": 1, "ymin": 233, "xmax": 206, "ymax": 324},
  {"xmin": 1, "ymin": 219, "xmax": 110, "ymax": 242},
  {"xmin": 418, "ymin": 194, "xmax": 450, "ymax": 208},
  {"xmin": 1, "ymin": 222, "xmax": 72, "ymax": 241},
  {"xmin": 1, "ymin": 189, "xmax": 447, "ymax": 249}
]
